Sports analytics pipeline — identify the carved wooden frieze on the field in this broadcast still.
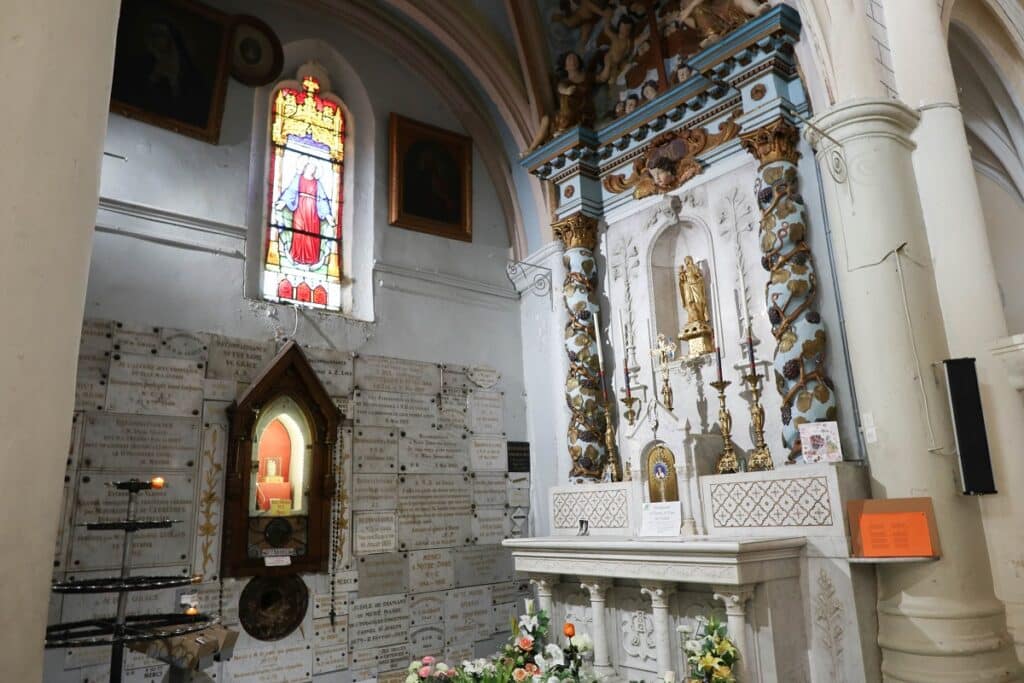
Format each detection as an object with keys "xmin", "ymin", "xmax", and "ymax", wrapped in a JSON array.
[{"xmin": 604, "ymin": 117, "xmax": 741, "ymax": 199}]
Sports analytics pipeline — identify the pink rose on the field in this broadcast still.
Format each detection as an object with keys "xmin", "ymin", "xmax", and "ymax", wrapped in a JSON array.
[
  {"xmin": 418, "ymin": 666, "xmax": 432, "ymax": 678},
  {"xmin": 422, "ymin": 656, "xmax": 436, "ymax": 665},
  {"xmin": 517, "ymin": 635, "xmax": 534, "ymax": 652},
  {"xmin": 512, "ymin": 668, "xmax": 530, "ymax": 682}
]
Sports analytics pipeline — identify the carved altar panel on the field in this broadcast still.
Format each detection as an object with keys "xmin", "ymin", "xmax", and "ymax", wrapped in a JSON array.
[{"xmin": 613, "ymin": 587, "xmax": 658, "ymax": 673}]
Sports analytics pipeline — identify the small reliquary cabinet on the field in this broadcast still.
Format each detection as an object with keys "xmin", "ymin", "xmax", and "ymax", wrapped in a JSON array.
[{"xmin": 221, "ymin": 340, "xmax": 340, "ymax": 577}]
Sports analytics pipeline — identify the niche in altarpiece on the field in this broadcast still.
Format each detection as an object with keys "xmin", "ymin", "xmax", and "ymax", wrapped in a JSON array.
[{"xmin": 644, "ymin": 443, "xmax": 679, "ymax": 503}]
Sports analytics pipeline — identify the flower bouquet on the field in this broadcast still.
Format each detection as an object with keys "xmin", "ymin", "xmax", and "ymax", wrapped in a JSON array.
[
  {"xmin": 683, "ymin": 616, "xmax": 738, "ymax": 683},
  {"xmin": 405, "ymin": 600, "xmax": 595, "ymax": 683}
]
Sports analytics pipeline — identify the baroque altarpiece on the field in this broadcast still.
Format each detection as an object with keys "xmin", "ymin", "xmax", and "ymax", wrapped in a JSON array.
[{"xmin": 506, "ymin": 3, "xmax": 879, "ymax": 682}]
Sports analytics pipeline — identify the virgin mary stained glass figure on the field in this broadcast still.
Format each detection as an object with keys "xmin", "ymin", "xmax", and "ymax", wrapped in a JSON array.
[{"xmin": 262, "ymin": 70, "xmax": 344, "ymax": 309}]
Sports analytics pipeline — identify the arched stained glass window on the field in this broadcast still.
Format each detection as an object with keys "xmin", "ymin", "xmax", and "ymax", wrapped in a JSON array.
[{"xmin": 263, "ymin": 71, "xmax": 345, "ymax": 310}]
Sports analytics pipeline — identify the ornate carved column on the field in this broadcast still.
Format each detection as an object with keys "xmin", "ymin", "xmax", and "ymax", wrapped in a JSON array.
[
  {"xmin": 674, "ymin": 460, "xmax": 697, "ymax": 535},
  {"xmin": 640, "ymin": 583, "xmax": 675, "ymax": 678},
  {"xmin": 580, "ymin": 578, "xmax": 613, "ymax": 673},
  {"xmin": 553, "ymin": 213, "xmax": 607, "ymax": 480},
  {"xmin": 530, "ymin": 575, "xmax": 556, "ymax": 616},
  {"xmin": 740, "ymin": 119, "xmax": 837, "ymax": 463},
  {"xmin": 712, "ymin": 586, "xmax": 755, "ymax": 679}
]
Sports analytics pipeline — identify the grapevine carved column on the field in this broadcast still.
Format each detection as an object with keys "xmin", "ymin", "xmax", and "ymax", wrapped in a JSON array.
[
  {"xmin": 553, "ymin": 213, "xmax": 607, "ymax": 480},
  {"xmin": 740, "ymin": 119, "xmax": 837, "ymax": 462},
  {"xmin": 640, "ymin": 583, "xmax": 675, "ymax": 678},
  {"xmin": 580, "ymin": 578, "xmax": 613, "ymax": 673}
]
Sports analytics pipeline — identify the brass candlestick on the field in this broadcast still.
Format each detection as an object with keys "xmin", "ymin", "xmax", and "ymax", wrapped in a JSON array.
[
  {"xmin": 619, "ymin": 394, "xmax": 640, "ymax": 426},
  {"xmin": 743, "ymin": 370, "xmax": 774, "ymax": 471},
  {"xmin": 709, "ymin": 379, "xmax": 740, "ymax": 474},
  {"xmin": 652, "ymin": 334, "xmax": 676, "ymax": 412},
  {"xmin": 602, "ymin": 398, "xmax": 621, "ymax": 482}
]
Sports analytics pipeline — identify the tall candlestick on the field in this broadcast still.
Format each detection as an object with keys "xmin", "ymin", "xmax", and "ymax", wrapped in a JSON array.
[{"xmin": 746, "ymin": 331, "xmax": 756, "ymax": 372}]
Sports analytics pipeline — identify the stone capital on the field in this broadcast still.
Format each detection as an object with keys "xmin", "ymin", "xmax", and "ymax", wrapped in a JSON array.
[
  {"xmin": 640, "ymin": 582, "xmax": 675, "ymax": 608},
  {"xmin": 529, "ymin": 574, "xmax": 556, "ymax": 595},
  {"xmin": 712, "ymin": 585, "xmax": 755, "ymax": 616},
  {"xmin": 552, "ymin": 212, "xmax": 599, "ymax": 251},
  {"xmin": 739, "ymin": 118, "xmax": 800, "ymax": 166},
  {"xmin": 579, "ymin": 577, "xmax": 613, "ymax": 601}
]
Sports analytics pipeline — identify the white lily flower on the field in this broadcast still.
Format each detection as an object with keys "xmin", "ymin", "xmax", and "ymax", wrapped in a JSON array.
[
  {"xmin": 570, "ymin": 633, "xmax": 593, "ymax": 651},
  {"xmin": 519, "ymin": 613, "xmax": 539, "ymax": 634},
  {"xmin": 543, "ymin": 643, "xmax": 565, "ymax": 668}
]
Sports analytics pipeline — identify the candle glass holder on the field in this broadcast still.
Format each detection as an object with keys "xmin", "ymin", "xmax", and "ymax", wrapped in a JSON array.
[
  {"xmin": 743, "ymin": 370, "xmax": 774, "ymax": 471},
  {"xmin": 709, "ymin": 379, "xmax": 740, "ymax": 474},
  {"xmin": 620, "ymin": 394, "xmax": 640, "ymax": 427}
]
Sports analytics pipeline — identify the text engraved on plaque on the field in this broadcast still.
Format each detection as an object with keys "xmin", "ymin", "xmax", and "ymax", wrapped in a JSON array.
[
  {"xmin": 353, "ymin": 427, "xmax": 399, "ymax": 473},
  {"xmin": 472, "ymin": 508, "xmax": 511, "ymax": 545},
  {"xmin": 354, "ymin": 511, "xmax": 398, "ymax": 555},
  {"xmin": 472, "ymin": 473, "xmax": 508, "ymax": 506},
  {"xmin": 305, "ymin": 346, "xmax": 355, "ymax": 397},
  {"xmin": 70, "ymin": 471, "xmax": 194, "ymax": 571},
  {"xmin": 314, "ymin": 616, "xmax": 349, "ymax": 674},
  {"xmin": 409, "ymin": 624, "xmax": 445, "ymax": 658},
  {"xmin": 408, "ymin": 549, "xmax": 455, "ymax": 593},
  {"xmin": 206, "ymin": 336, "xmax": 274, "ymax": 383},
  {"xmin": 353, "ymin": 474, "xmax": 399, "ymax": 511},
  {"xmin": 82, "ymin": 413, "xmax": 200, "ymax": 471},
  {"xmin": 355, "ymin": 391, "xmax": 437, "ymax": 431},
  {"xmin": 468, "ymin": 391, "xmax": 504, "ymax": 435},
  {"xmin": 398, "ymin": 475, "xmax": 472, "ymax": 550},
  {"xmin": 409, "ymin": 591, "xmax": 446, "ymax": 627},
  {"xmin": 355, "ymin": 355, "xmax": 442, "ymax": 395},
  {"xmin": 350, "ymin": 594, "xmax": 411, "ymax": 650},
  {"xmin": 470, "ymin": 436, "xmax": 507, "ymax": 472},
  {"xmin": 399, "ymin": 432, "xmax": 468, "ymax": 474},
  {"xmin": 105, "ymin": 355, "xmax": 204, "ymax": 417},
  {"xmin": 225, "ymin": 631, "xmax": 313, "ymax": 682},
  {"xmin": 357, "ymin": 552, "xmax": 409, "ymax": 597},
  {"xmin": 454, "ymin": 545, "xmax": 515, "ymax": 587},
  {"xmin": 445, "ymin": 586, "xmax": 493, "ymax": 644}
]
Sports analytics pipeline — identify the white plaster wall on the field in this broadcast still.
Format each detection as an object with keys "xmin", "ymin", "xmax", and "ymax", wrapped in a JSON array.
[
  {"xmin": 89, "ymin": 0, "xmax": 526, "ymax": 437},
  {"xmin": 977, "ymin": 163, "xmax": 1024, "ymax": 334}
]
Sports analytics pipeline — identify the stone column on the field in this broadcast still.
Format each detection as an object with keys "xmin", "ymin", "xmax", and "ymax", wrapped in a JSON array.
[
  {"xmin": 0, "ymin": 1, "xmax": 121, "ymax": 679},
  {"xmin": 640, "ymin": 583, "xmax": 675, "ymax": 678},
  {"xmin": 553, "ymin": 213, "xmax": 607, "ymax": 481},
  {"xmin": 884, "ymin": 0, "xmax": 1024, "ymax": 657},
  {"xmin": 580, "ymin": 578, "xmax": 613, "ymax": 674},
  {"xmin": 712, "ymin": 586, "xmax": 754, "ymax": 680},
  {"xmin": 809, "ymin": 98, "xmax": 1021, "ymax": 681},
  {"xmin": 739, "ymin": 120, "xmax": 837, "ymax": 463},
  {"xmin": 530, "ymin": 575, "xmax": 556, "ymax": 616},
  {"xmin": 674, "ymin": 460, "xmax": 697, "ymax": 535}
]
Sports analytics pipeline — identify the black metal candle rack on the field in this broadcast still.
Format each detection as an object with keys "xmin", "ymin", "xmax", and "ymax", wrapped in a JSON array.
[{"xmin": 45, "ymin": 478, "xmax": 215, "ymax": 683}]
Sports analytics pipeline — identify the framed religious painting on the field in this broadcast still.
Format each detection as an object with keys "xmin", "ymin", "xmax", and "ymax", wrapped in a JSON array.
[
  {"xmin": 388, "ymin": 113, "xmax": 473, "ymax": 242},
  {"xmin": 109, "ymin": 0, "xmax": 232, "ymax": 144}
]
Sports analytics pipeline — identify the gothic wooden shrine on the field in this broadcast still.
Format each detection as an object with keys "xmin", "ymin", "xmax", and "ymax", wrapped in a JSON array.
[{"xmin": 222, "ymin": 340, "xmax": 341, "ymax": 577}]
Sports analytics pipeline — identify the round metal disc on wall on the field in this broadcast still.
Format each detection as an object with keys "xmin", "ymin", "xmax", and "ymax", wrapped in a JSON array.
[{"xmin": 238, "ymin": 575, "xmax": 308, "ymax": 641}]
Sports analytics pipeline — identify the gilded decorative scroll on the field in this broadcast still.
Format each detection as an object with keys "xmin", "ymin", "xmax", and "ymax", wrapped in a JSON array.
[
  {"xmin": 740, "ymin": 118, "xmax": 837, "ymax": 462},
  {"xmin": 604, "ymin": 118, "xmax": 740, "ymax": 199},
  {"xmin": 553, "ymin": 213, "xmax": 607, "ymax": 480}
]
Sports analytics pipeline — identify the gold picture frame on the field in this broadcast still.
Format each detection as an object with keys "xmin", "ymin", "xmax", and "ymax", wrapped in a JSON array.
[
  {"xmin": 388, "ymin": 113, "xmax": 473, "ymax": 242},
  {"xmin": 109, "ymin": 0, "xmax": 232, "ymax": 144}
]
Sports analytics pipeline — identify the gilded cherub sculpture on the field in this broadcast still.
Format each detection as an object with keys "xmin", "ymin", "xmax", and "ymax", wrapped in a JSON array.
[{"xmin": 678, "ymin": 255, "xmax": 714, "ymax": 357}]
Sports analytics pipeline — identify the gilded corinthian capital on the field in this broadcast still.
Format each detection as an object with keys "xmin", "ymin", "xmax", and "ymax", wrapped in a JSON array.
[
  {"xmin": 553, "ymin": 213, "xmax": 599, "ymax": 251},
  {"xmin": 739, "ymin": 118, "xmax": 800, "ymax": 166}
]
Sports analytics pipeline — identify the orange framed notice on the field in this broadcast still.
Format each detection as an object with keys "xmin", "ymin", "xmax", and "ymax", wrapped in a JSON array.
[{"xmin": 847, "ymin": 498, "xmax": 941, "ymax": 559}]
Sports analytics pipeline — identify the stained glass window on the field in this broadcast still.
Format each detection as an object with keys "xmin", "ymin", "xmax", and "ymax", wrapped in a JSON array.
[{"xmin": 263, "ymin": 74, "xmax": 344, "ymax": 310}]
